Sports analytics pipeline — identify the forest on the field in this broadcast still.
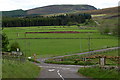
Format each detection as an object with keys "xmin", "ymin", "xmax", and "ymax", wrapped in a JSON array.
[{"xmin": 2, "ymin": 13, "xmax": 91, "ymax": 27}]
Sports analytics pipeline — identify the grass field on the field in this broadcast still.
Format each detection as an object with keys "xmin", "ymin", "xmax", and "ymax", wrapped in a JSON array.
[
  {"xmin": 2, "ymin": 24, "xmax": 119, "ymax": 79},
  {"xmin": 78, "ymin": 67, "xmax": 119, "ymax": 79},
  {"xmin": 2, "ymin": 59, "xmax": 40, "ymax": 78},
  {"xmin": 3, "ymin": 26, "xmax": 118, "ymax": 58}
]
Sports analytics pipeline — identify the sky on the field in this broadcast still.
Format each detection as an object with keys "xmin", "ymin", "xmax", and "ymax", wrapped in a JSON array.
[{"xmin": 0, "ymin": 0, "xmax": 119, "ymax": 11}]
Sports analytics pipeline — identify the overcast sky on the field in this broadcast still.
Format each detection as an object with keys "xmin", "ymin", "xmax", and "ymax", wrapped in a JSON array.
[{"xmin": 0, "ymin": 0, "xmax": 119, "ymax": 11}]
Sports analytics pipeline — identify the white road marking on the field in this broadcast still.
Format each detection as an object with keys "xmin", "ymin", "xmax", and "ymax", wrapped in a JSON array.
[
  {"xmin": 48, "ymin": 69, "xmax": 55, "ymax": 72},
  {"xmin": 57, "ymin": 70, "xmax": 59, "ymax": 73},
  {"xmin": 57, "ymin": 70, "xmax": 64, "ymax": 80}
]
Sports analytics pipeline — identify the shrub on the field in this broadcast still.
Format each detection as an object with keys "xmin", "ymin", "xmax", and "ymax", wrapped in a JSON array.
[
  {"xmin": 10, "ymin": 42, "xmax": 20, "ymax": 51},
  {"xmin": 28, "ymin": 58, "xmax": 40, "ymax": 63},
  {"xmin": 97, "ymin": 18, "xmax": 119, "ymax": 36},
  {"xmin": 45, "ymin": 59, "xmax": 94, "ymax": 65}
]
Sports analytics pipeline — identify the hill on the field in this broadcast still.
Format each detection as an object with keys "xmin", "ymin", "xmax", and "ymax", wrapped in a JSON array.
[
  {"xmin": 3, "ymin": 5, "xmax": 119, "ymax": 17},
  {"xmin": 2, "ymin": 9, "xmax": 27, "ymax": 17},
  {"xmin": 2, "ymin": 5, "xmax": 97, "ymax": 17},
  {"xmin": 27, "ymin": 5, "xmax": 97, "ymax": 15},
  {"xmin": 75, "ymin": 6, "xmax": 119, "ymax": 15}
]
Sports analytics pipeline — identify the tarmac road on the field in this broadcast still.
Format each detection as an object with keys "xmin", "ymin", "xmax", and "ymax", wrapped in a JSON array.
[
  {"xmin": 36, "ymin": 47, "xmax": 119, "ymax": 80},
  {"xmin": 37, "ymin": 58, "xmax": 92, "ymax": 80}
]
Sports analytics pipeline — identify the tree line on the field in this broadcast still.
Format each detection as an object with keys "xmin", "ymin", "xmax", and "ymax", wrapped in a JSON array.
[{"xmin": 2, "ymin": 13, "xmax": 91, "ymax": 27}]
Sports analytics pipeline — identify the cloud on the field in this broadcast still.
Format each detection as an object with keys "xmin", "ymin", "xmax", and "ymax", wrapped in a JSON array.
[
  {"xmin": 0, "ymin": 0, "xmax": 119, "ymax": 11},
  {"xmin": 88, "ymin": 0, "xmax": 119, "ymax": 9},
  {"xmin": 0, "ymin": 0, "xmax": 37, "ymax": 11}
]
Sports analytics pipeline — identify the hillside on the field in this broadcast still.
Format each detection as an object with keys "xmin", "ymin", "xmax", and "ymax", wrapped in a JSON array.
[
  {"xmin": 2, "ymin": 5, "xmax": 97, "ymax": 17},
  {"xmin": 75, "ymin": 6, "xmax": 119, "ymax": 15},
  {"xmin": 2, "ymin": 9, "xmax": 27, "ymax": 17},
  {"xmin": 3, "ymin": 5, "xmax": 119, "ymax": 17},
  {"xmin": 27, "ymin": 5, "xmax": 97, "ymax": 15}
]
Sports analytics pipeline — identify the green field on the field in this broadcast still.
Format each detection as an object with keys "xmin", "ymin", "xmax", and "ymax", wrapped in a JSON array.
[
  {"xmin": 2, "ymin": 25, "xmax": 119, "ymax": 79},
  {"xmin": 2, "ymin": 59, "xmax": 40, "ymax": 78},
  {"xmin": 78, "ymin": 67, "xmax": 119, "ymax": 79},
  {"xmin": 3, "ymin": 26, "xmax": 118, "ymax": 58}
]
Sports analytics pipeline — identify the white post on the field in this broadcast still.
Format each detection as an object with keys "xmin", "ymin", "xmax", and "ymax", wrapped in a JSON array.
[
  {"xmin": 17, "ymin": 48, "xmax": 19, "ymax": 52},
  {"xmin": 100, "ymin": 57, "xmax": 106, "ymax": 66}
]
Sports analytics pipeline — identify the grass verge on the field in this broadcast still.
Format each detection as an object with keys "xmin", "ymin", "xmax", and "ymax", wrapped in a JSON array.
[
  {"xmin": 28, "ymin": 58, "xmax": 40, "ymax": 63},
  {"xmin": 45, "ymin": 60, "xmax": 94, "ymax": 65},
  {"xmin": 2, "ymin": 59, "xmax": 40, "ymax": 78},
  {"xmin": 78, "ymin": 67, "xmax": 119, "ymax": 79}
]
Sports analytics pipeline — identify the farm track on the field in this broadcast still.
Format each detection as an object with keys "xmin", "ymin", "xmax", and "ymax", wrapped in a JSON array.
[{"xmin": 36, "ymin": 47, "xmax": 119, "ymax": 79}]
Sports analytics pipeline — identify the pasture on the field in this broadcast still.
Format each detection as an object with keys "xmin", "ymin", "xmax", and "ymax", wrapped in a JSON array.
[{"xmin": 3, "ymin": 26, "xmax": 118, "ymax": 57}]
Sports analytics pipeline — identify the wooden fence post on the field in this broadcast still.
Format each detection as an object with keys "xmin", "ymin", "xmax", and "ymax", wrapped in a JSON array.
[{"xmin": 99, "ymin": 56, "xmax": 106, "ymax": 66}]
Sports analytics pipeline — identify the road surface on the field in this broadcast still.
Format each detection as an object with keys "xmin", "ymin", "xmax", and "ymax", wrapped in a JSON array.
[
  {"xmin": 36, "ymin": 47, "xmax": 119, "ymax": 80},
  {"xmin": 36, "ymin": 58, "xmax": 93, "ymax": 80}
]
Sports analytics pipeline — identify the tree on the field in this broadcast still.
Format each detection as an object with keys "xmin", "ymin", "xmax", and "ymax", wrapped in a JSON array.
[
  {"xmin": 2, "ymin": 33, "xmax": 9, "ymax": 51},
  {"xmin": 67, "ymin": 22, "xmax": 73, "ymax": 27},
  {"xmin": 77, "ymin": 24, "xmax": 80, "ymax": 28},
  {"xmin": 10, "ymin": 42, "xmax": 20, "ymax": 51}
]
